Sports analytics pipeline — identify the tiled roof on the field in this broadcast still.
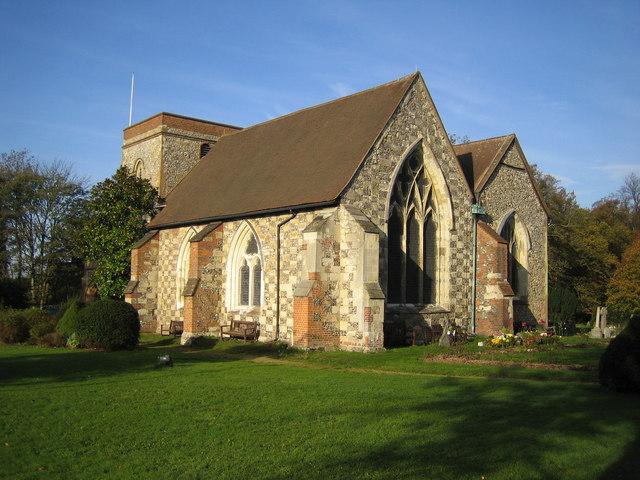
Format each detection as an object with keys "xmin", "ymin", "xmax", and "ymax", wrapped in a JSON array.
[{"xmin": 149, "ymin": 73, "xmax": 418, "ymax": 228}]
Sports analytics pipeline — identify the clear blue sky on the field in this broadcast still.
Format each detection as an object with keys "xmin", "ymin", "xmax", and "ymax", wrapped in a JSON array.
[{"xmin": 1, "ymin": 0, "xmax": 638, "ymax": 206}]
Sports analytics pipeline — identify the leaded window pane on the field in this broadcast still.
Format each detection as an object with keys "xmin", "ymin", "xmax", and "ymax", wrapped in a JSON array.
[
  {"xmin": 246, "ymin": 235, "xmax": 258, "ymax": 254},
  {"xmin": 406, "ymin": 212, "xmax": 421, "ymax": 304},
  {"xmin": 240, "ymin": 260, "xmax": 250, "ymax": 306},
  {"xmin": 387, "ymin": 210, "xmax": 403, "ymax": 303},
  {"xmin": 423, "ymin": 215, "xmax": 437, "ymax": 304},
  {"xmin": 252, "ymin": 261, "xmax": 262, "ymax": 306}
]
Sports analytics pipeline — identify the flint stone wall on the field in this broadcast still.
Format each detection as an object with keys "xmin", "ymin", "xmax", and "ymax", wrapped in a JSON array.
[
  {"xmin": 121, "ymin": 126, "xmax": 220, "ymax": 197},
  {"xmin": 479, "ymin": 144, "xmax": 548, "ymax": 326},
  {"xmin": 341, "ymin": 77, "xmax": 474, "ymax": 328}
]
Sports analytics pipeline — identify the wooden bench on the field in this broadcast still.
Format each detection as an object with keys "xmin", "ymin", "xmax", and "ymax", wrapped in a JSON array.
[
  {"xmin": 220, "ymin": 320, "xmax": 258, "ymax": 341},
  {"xmin": 160, "ymin": 320, "xmax": 183, "ymax": 336}
]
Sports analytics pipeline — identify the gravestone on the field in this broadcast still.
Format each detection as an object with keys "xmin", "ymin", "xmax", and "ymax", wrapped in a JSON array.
[
  {"xmin": 438, "ymin": 319, "xmax": 452, "ymax": 347},
  {"xmin": 590, "ymin": 306, "xmax": 607, "ymax": 338}
]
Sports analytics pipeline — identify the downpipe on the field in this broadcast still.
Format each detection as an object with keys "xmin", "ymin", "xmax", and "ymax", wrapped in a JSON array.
[{"xmin": 471, "ymin": 203, "xmax": 486, "ymax": 334}]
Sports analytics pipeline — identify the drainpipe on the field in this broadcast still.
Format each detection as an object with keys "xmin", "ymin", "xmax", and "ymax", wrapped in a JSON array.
[
  {"xmin": 275, "ymin": 212, "xmax": 297, "ymax": 341},
  {"xmin": 471, "ymin": 203, "xmax": 486, "ymax": 334}
]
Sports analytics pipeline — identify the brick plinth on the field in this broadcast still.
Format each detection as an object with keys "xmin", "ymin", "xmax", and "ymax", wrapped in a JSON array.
[{"xmin": 293, "ymin": 277, "xmax": 340, "ymax": 349}]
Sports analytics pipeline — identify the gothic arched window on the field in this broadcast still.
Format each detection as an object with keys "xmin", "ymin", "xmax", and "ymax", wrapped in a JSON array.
[
  {"xmin": 227, "ymin": 223, "xmax": 263, "ymax": 309},
  {"xmin": 134, "ymin": 159, "xmax": 143, "ymax": 178},
  {"xmin": 387, "ymin": 146, "xmax": 439, "ymax": 305}
]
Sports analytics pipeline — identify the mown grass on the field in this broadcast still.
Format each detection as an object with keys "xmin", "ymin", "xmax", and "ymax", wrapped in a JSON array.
[{"xmin": 0, "ymin": 335, "xmax": 637, "ymax": 479}]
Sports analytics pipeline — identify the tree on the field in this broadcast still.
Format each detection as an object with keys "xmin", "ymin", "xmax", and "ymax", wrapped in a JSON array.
[
  {"xmin": 448, "ymin": 133, "xmax": 470, "ymax": 145},
  {"xmin": 78, "ymin": 166, "xmax": 157, "ymax": 299},
  {"xmin": 0, "ymin": 150, "xmax": 39, "ymax": 277},
  {"xmin": 0, "ymin": 151, "xmax": 85, "ymax": 306},
  {"xmin": 615, "ymin": 172, "xmax": 640, "ymax": 230},
  {"xmin": 591, "ymin": 197, "xmax": 633, "ymax": 260},
  {"xmin": 607, "ymin": 238, "xmax": 640, "ymax": 324},
  {"xmin": 530, "ymin": 165, "xmax": 620, "ymax": 316}
]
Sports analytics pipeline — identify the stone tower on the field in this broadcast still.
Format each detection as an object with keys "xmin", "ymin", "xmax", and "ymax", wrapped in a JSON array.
[{"xmin": 121, "ymin": 112, "xmax": 241, "ymax": 198}]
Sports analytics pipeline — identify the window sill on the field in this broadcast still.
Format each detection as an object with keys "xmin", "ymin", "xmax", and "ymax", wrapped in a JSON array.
[
  {"xmin": 386, "ymin": 303, "xmax": 450, "ymax": 314},
  {"xmin": 228, "ymin": 306, "xmax": 263, "ymax": 314}
]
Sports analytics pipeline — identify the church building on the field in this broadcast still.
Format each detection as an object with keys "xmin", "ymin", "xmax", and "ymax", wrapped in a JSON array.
[{"xmin": 122, "ymin": 72, "xmax": 548, "ymax": 350}]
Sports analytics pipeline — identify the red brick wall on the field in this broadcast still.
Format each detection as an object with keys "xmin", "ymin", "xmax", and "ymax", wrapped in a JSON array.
[{"xmin": 475, "ymin": 222, "xmax": 514, "ymax": 335}]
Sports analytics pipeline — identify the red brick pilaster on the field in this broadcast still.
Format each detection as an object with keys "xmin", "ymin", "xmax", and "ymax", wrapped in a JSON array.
[{"xmin": 475, "ymin": 222, "xmax": 514, "ymax": 336}]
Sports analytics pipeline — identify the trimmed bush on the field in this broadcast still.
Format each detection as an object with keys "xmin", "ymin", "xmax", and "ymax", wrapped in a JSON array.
[
  {"xmin": 599, "ymin": 314, "xmax": 640, "ymax": 393},
  {"xmin": 0, "ymin": 310, "xmax": 30, "ymax": 344},
  {"xmin": 75, "ymin": 299, "xmax": 140, "ymax": 350},
  {"xmin": 56, "ymin": 299, "xmax": 83, "ymax": 338}
]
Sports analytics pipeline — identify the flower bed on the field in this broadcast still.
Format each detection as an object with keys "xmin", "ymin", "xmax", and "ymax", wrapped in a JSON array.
[{"xmin": 478, "ymin": 330, "xmax": 560, "ymax": 349}]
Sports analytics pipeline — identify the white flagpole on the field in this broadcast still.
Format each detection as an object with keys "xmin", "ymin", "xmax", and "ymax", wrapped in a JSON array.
[{"xmin": 128, "ymin": 73, "xmax": 135, "ymax": 126}]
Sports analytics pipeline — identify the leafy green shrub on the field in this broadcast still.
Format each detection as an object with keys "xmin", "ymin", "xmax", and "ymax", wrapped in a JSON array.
[
  {"xmin": 38, "ymin": 332, "xmax": 67, "ymax": 348},
  {"xmin": 549, "ymin": 285, "xmax": 579, "ymax": 335},
  {"xmin": 599, "ymin": 314, "xmax": 640, "ymax": 393},
  {"xmin": 0, "ymin": 278, "xmax": 29, "ymax": 308},
  {"xmin": 56, "ymin": 299, "xmax": 83, "ymax": 338},
  {"xmin": 24, "ymin": 308, "xmax": 56, "ymax": 340},
  {"xmin": 0, "ymin": 309, "xmax": 30, "ymax": 343},
  {"xmin": 67, "ymin": 332, "xmax": 81, "ymax": 349},
  {"xmin": 576, "ymin": 323, "xmax": 591, "ymax": 335},
  {"xmin": 75, "ymin": 299, "xmax": 140, "ymax": 350}
]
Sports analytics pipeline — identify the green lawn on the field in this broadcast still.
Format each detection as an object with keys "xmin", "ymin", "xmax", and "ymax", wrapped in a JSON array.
[{"xmin": 0, "ymin": 336, "xmax": 638, "ymax": 479}]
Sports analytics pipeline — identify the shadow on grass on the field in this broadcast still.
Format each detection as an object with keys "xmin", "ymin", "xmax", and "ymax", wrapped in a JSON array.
[
  {"xmin": 599, "ymin": 434, "xmax": 640, "ymax": 479},
  {"xmin": 140, "ymin": 337, "xmax": 179, "ymax": 348},
  {"xmin": 0, "ymin": 338, "xmax": 286, "ymax": 385},
  {"xmin": 264, "ymin": 377, "xmax": 640, "ymax": 480}
]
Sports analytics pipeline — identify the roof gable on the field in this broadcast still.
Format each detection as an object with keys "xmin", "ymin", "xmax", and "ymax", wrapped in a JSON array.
[
  {"xmin": 454, "ymin": 134, "xmax": 549, "ymax": 216},
  {"xmin": 149, "ymin": 73, "xmax": 418, "ymax": 228},
  {"xmin": 453, "ymin": 134, "xmax": 514, "ymax": 192}
]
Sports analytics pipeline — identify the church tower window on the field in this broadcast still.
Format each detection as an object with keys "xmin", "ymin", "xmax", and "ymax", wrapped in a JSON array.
[
  {"xmin": 134, "ymin": 159, "xmax": 143, "ymax": 177},
  {"xmin": 200, "ymin": 143, "xmax": 211, "ymax": 158}
]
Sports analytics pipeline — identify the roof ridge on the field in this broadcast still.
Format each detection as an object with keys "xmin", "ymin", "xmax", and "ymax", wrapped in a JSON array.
[
  {"xmin": 218, "ymin": 72, "xmax": 419, "ymax": 141},
  {"xmin": 455, "ymin": 133, "xmax": 515, "ymax": 147}
]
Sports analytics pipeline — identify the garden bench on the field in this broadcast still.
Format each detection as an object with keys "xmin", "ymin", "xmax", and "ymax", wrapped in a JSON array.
[
  {"xmin": 220, "ymin": 320, "xmax": 258, "ymax": 341},
  {"xmin": 160, "ymin": 320, "xmax": 183, "ymax": 336}
]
